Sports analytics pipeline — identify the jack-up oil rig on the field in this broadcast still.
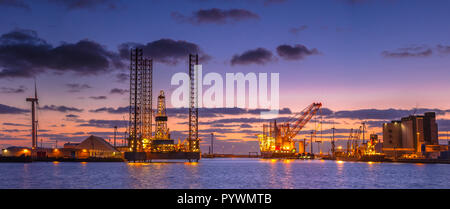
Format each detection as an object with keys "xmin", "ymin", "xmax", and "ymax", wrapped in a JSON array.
[
  {"xmin": 124, "ymin": 48, "xmax": 201, "ymax": 162},
  {"xmin": 258, "ymin": 103, "xmax": 322, "ymax": 158}
]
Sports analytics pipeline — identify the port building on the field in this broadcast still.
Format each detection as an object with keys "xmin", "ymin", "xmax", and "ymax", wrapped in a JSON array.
[{"xmin": 382, "ymin": 112, "xmax": 447, "ymax": 158}]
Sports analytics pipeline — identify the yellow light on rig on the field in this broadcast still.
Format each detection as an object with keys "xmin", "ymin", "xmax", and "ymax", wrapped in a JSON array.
[
  {"xmin": 82, "ymin": 149, "xmax": 87, "ymax": 153},
  {"xmin": 337, "ymin": 146, "xmax": 342, "ymax": 150},
  {"xmin": 53, "ymin": 149, "xmax": 59, "ymax": 152}
]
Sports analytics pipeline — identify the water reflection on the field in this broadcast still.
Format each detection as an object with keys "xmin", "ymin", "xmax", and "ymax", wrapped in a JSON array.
[{"xmin": 1, "ymin": 159, "xmax": 449, "ymax": 189}]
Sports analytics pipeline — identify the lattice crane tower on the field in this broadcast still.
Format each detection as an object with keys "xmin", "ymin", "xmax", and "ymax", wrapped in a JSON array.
[{"xmin": 155, "ymin": 90, "xmax": 169, "ymax": 139}]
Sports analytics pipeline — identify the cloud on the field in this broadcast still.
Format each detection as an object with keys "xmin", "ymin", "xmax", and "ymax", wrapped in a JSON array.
[
  {"xmin": 0, "ymin": 0, "xmax": 30, "ymax": 10},
  {"xmin": 289, "ymin": 25, "xmax": 308, "ymax": 34},
  {"xmin": 172, "ymin": 8, "xmax": 259, "ymax": 25},
  {"xmin": 231, "ymin": 48, "xmax": 273, "ymax": 66},
  {"xmin": 78, "ymin": 119, "xmax": 128, "ymax": 128},
  {"xmin": 382, "ymin": 45, "xmax": 450, "ymax": 58},
  {"xmin": 437, "ymin": 44, "xmax": 450, "ymax": 54},
  {"xmin": 89, "ymin": 96, "xmax": 107, "ymax": 100},
  {"xmin": 89, "ymin": 106, "xmax": 293, "ymax": 119},
  {"xmin": 276, "ymin": 44, "xmax": 319, "ymax": 60},
  {"xmin": 0, "ymin": 29, "xmax": 124, "ymax": 79},
  {"xmin": 66, "ymin": 83, "xmax": 92, "ymax": 93},
  {"xmin": 110, "ymin": 88, "xmax": 128, "ymax": 95},
  {"xmin": 3, "ymin": 122, "xmax": 29, "ymax": 127},
  {"xmin": 90, "ymin": 106, "xmax": 129, "ymax": 114},
  {"xmin": 381, "ymin": 46, "xmax": 433, "ymax": 58},
  {"xmin": 0, "ymin": 103, "xmax": 28, "ymax": 114},
  {"xmin": 47, "ymin": 0, "xmax": 121, "ymax": 10},
  {"xmin": 39, "ymin": 105, "xmax": 83, "ymax": 113},
  {"xmin": 65, "ymin": 114, "xmax": 79, "ymax": 118},
  {"xmin": 0, "ymin": 85, "xmax": 26, "ymax": 93},
  {"xmin": 115, "ymin": 72, "xmax": 128, "ymax": 82},
  {"xmin": 330, "ymin": 108, "xmax": 447, "ymax": 120},
  {"xmin": 118, "ymin": 39, "xmax": 208, "ymax": 65}
]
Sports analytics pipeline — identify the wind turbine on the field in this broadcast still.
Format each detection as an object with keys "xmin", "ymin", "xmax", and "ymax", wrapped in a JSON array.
[{"xmin": 26, "ymin": 79, "xmax": 39, "ymax": 150}]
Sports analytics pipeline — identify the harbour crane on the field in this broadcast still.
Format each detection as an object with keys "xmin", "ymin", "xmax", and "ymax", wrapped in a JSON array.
[{"xmin": 259, "ymin": 103, "xmax": 322, "ymax": 155}]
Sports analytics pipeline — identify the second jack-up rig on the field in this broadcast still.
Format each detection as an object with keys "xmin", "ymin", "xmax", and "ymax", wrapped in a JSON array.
[{"xmin": 124, "ymin": 48, "xmax": 201, "ymax": 162}]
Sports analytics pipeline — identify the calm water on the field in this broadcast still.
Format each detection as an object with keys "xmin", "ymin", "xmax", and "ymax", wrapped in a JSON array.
[{"xmin": 0, "ymin": 158, "xmax": 449, "ymax": 189}]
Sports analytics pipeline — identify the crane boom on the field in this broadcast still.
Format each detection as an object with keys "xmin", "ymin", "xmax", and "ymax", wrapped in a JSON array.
[{"xmin": 285, "ymin": 103, "xmax": 322, "ymax": 140}]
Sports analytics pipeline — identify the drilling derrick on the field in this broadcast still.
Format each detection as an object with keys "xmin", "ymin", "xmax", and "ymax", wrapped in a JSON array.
[
  {"xmin": 124, "ymin": 51, "xmax": 201, "ymax": 162},
  {"xmin": 259, "ymin": 103, "xmax": 322, "ymax": 158},
  {"xmin": 188, "ymin": 54, "xmax": 200, "ymax": 153},
  {"xmin": 155, "ymin": 90, "xmax": 169, "ymax": 140}
]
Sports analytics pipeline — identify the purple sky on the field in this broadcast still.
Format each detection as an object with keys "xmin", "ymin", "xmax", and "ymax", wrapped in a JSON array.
[{"xmin": 1, "ymin": 0, "xmax": 450, "ymax": 153}]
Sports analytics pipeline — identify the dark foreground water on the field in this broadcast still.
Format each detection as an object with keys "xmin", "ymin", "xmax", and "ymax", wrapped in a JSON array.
[{"xmin": 0, "ymin": 158, "xmax": 449, "ymax": 189}]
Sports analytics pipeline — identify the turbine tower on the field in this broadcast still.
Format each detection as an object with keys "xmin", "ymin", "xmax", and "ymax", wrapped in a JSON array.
[{"xmin": 26, "ymin": 81, "xmax": 38, "ymax": 150}]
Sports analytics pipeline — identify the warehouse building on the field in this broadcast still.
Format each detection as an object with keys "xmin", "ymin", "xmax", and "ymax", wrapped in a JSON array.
[{"xmin": 382, "ymin": 112, "xmax": 447, "ymax": 159}]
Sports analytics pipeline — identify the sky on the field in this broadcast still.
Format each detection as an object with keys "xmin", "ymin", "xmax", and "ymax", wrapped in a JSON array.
[{"xmin": 1, "ymin": 0, "xmax": 450, "ymax": 154}]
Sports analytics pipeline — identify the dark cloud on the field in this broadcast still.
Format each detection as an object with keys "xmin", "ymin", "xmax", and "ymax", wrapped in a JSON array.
[
  {"xmin": 240, "ymin": 124, "xmax": 252, "ymax": 128},
  {"xmin": 3, "ymin": 122, "xmax": 29, "ymax": 127},
  {"xmin": 331, "ymin": 108, "xmax": 447, "ymax": 120},
  {"xmin": 197, "ymin": 116, "xmax": 292, "ymax": 125},
  {"xmin": 89, "ymin": 106, "xmax": 293, "ymax": 119},
  {"xmin": 78, "ymin": 119, "xmax": 128, "ymax": 128},
  {"xmin": 0, "ymin": 0, "xmax": 30, "ymax": 10},
  {"xmin": 65, "ymin": 114, "xmax": 79, "ymax": 118},
  {"xmin": 89, "ymin": 96, "xmax": 107, "ymax": 100},
  {"xmin": 39, "ymin": 105, "xmax": 83, "ymax": 113},
  {"xmin": 276, "ymin": 44, "xmax": 319, "ymax": 60},
  {"xmin": 36, "ymin": 132, "xmax": 87, "ymax": 142},
  {"xmin": 0, "ymin": 85, "xmax": 26, "ymax": 93},
  {"xmin": 0, "ymin": 29, "xmax": 124, "ymax": 79},
  {"xmin": 0, "ymin": 103, "xmax": 28, "ymax": 114},
  {"xmin": 115, "ymin": 72, "xmax": 128, "ymax": 83},
  {"xmin": 0, "ymin": 129, "xmax": 24, "ymax": 133},
  {"xmin": 185, "ymin": 107, "xmax": 292, "ymax": 118},
  {"xmin": 231, "ymin": 48, "xmax": 273, "ymax": 66},
  {"xmin": 381, "ymin": 46, "xmax": 433, "ymax": 58},
  {"xmin": 66, "ymin": 83, "xmax": 92, "ymax": 93},
  {"xmin": 437, "ymin": 44, "xmax": 450, "ymax": 54},
  {"xmin": 110, "ymin": 88, "xmax": 128, "ymax": 95},
  {"xmin": 48, "ymin": 0, "xmax": 121, "ymax": 10},
  {"xmin": 365, "ymin": 120, "xmax": 390, "ymax": 128},
  {"xmin": 289, "ymin": 25, "xmax": 308, "ymax": 34},
  {"xmin": 90, "ymin": 106, "xmax": 129, "ymax": 114},
  {"xmin": 119, "ymin": 39, "xmax": 208, "ymax": 65},
  {"xmin": 382, "ymin": 45, "xmax": 450, "ymax": 58},
  {"xmin": 172, "ymin": 8, "xmax": 259, "ymax": 25},
  {"xmin": 86, "ymin": 131, "xmax": 116, "ymax": 137}
]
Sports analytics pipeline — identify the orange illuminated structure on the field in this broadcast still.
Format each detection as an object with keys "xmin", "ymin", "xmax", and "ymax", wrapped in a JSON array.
[
  {"xmin": 258, "ymin": 103, "xmax": 322, "ymax": 158},
  {"xmin": 124, "ymin": 50, "xmax": 200, "ymax": 162}
]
